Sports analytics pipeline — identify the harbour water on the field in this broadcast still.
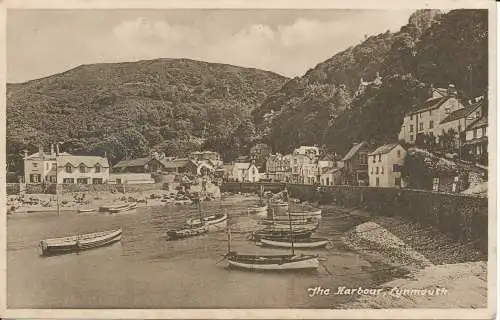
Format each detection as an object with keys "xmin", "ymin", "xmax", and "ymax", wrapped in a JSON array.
[{"xmin": 8, "ymin": 196, "xmax": 389, "ymax": 309}]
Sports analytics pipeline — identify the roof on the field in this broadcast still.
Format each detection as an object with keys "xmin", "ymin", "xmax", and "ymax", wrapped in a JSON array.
[
  {"xmin": 368, "ymin": 143, "xmax": 400, "ymax": 156},
  {"xmin": 58, "ymin": 155, "xmax": 109, "ymax": 168},
  {"xmin": 160, "ymin": 158, "xmax": 195, "ymax": 169},
  {"xmin": 406, "ymin": 96, "xmax": 448, "ymax": 116},
  {"xmin": 440, "ymin": 102, "xmax": 481, "ymax": 124},
  {"xmin": 113, "ymin": 157, "xmax": 151, "ymax": 168},
  {"xmin": 320, "ymin": 153, "xmax": 336, "ymax": 161},
  {"xmin": 321, "ymin": 167, "xmax": 340, "ymax": 174},
  {"xmin": 467, "ymin": 115, "xmax": 488, "ymax": 130},
  {"xmin": 27, "ymin": 152, "xmax": 71, "ymax": 160},
  {"xmin": 341, "ymin": 142, "xmax": 367, "ymax": 161}
]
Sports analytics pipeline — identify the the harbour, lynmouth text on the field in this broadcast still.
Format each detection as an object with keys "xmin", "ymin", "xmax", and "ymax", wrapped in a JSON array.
[{"xmin": 307, "ymin": 286, "xmax": 448, "ymax": 298}]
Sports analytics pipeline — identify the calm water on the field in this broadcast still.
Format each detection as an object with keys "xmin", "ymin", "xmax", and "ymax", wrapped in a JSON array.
[{"xmin": 8, "ymin": 197, "xmax": 382, "ymax": 309}]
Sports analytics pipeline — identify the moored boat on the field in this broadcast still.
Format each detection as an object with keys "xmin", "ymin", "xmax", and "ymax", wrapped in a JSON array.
[
  {"xmin": 109, "ymin": 202, "xmax": 137, "ymax": 213},
  {"xmin": 226, "ymin": 252, "xmax": 319, "ymax": 270},
  {"xmin": 186, "ymin": 212, "xmax": 228, "ymax": 232},
  {"xmin": 39, "ymin": 228, "xmax": 122, "ymax": 256},
  {"xmin": 289, "ymin": 209, "xmax": 322, "ymax": 218},
  {"xmin": 250, "ymin": 229, "xmax": 313, "ymax": 241},
  {"xmin": 166, "ymin": 224, "xmax": 209, "ymax": 240},
  {"xmin": 99, "ymin": 203, "xmax": 129, "ymax": 212},
  {"xmin": 258, "ymin": 237, "xmax": 330, "ymax": 249},
  {"xmin": 77, "ymin": 207, "xmax": 97, "ymax": 213},
  {"xmin": 248, "ymin": 204, "xmax": 268, "ymax": 215},
  {"xmin": 259, "ymin": 222, "xmax": 318, "ymax": 232}
]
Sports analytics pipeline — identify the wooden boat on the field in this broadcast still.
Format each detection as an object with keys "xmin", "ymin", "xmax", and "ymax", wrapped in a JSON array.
[
  {"xmin": 260, "ymin": 222, "xmax": 318, "ymax": 232},
  {"xmin": 270, "ymin": 201, "xmax": 288, "ymax": 208},
  {"xmin": 289, "ymin": 209, "xmax": 322, "ymax": 218},
  {"xmin": 166, "ymin": 224, "xmax": 209, "ymax": 240},
  {"xmin": 251, "ymin": 230, "xmax": 313, "ymax": 241},
  {"xmin": 77, "ymin": 207, "xmax": 97, "ymax": 213},
  {"xmin": 260, "ymin": 216, "xmax": 315, "ymax": 225},
  {"xmin": 109, "ymin": 202, "xmax": 137, "ymax": 213},
  {"xmin": 226, "ymin": 252, "xmax": 319, "ymax": 270},
  {"xmin": 248, "ymin": 204, "xmax": 268, "ymax": 215},
  {"xmin": 39, "ymin": 228, "xmax": 122, "ymax": 256},
  {"xmin": 99, "ymin": 203, "xmax": 129, "ymax": 212},
  {"xmin": 186, "ymin": 212, "xmax": 228, "ymax": 232},
  {"xmin": 258, "ymin": 237, "xmax": 330, "ymax": 249}
]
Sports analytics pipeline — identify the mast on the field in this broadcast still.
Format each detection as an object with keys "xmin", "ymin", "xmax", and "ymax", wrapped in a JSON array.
[
  {"xmin": 286, "ymin": 187, "xmax": 295, "ymax": 256},
  {"xmin": 226, "ymin": 214, "xmax": 231, "ymax": 253}
]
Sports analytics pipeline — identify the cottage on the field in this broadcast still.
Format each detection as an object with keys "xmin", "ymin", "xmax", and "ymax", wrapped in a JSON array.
[
  {"xmin": 320, "ymin": 167, "xmax": 342, "ymax": 186},
  {"xmin": 463, "ymin": 115, "xmax": 488, "ymax": 165},
  {"xmin": 290, "ymin": 146, "xmax": 319, "ymax": 184},
  {"xmin": 368, "ymin": 143, "xmax": 407, "ymax": 188},
  {"xmin": 340, "ymin": 142, "xmax": 370, "ymax": 186},
  {"xmin": 265, "ymin": 153, "xmax": 291, "ymax": 182},
  {"xmin": 24, "ymin": 145, "xmax": 110, "ymax": 185},
  {"xmin": 224, "ymin": 162, "xmax": 260, "ymax": 182},
  {"xmin": 398, "ymin": 84, "xmax": 465, "ymax": 144}
]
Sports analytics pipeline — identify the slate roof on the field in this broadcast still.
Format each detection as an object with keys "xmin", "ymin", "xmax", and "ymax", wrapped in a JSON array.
[
  {"xmin": 467, "ymin": 116, "xmax": 488, "ymax": 130},
  {"xmin": 368, "ymin": 143, "xmax": 400, "ymax": 156},
  {"xmin": 341, "ymin": 142, "xmax": 367, "ymax": 161},
  {"xmin": 58, "ymin": 155, "xmax": 110, "ymax": 168},
  {"xmin": 440, "ymin": 102, "xmax": 482, "ymax": 124},
  {"xmin": 27, "ymin": 152, "xmax": 71, "ymax": 160},
  {"xmin": 406, "ymin": 96, "xmax": 448, "ymax": 116}
]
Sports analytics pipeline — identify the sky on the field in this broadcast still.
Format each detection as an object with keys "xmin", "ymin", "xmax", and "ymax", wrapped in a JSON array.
[{"xmin": 7, "ymin": 9, "xmax": 415, "ymax": 83}]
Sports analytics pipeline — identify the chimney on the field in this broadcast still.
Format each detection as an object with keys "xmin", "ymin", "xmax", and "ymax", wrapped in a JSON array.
[
  {"xmin": 50, "ymin": 144, "xmax": 54, "ymax": 155},
  {"xmin": 447, "ymin": 83, "xmax": 457, "ymax": 96}
]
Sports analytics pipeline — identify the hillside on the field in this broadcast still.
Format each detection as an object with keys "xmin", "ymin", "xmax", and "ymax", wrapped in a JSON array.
[
  {"xmin": 256, "ymin": 9, "xmax": 488, "ymax": 155},
  {"xmin": 7, "ymin": 58, "xmax": 288, "ymax": 169}
]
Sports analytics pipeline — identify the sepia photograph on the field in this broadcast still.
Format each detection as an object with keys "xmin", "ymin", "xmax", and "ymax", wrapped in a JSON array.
[{"xmin": 2, "ymin": 0, "xmax": 496, "ymax": 318}]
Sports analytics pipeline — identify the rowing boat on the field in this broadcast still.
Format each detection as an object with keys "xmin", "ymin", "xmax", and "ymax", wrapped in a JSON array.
[
  {"xmin": 226, "ymin": 252, "xmax": 319, "ymax": 270},
  {"xmin": 186, "ymin": 212, "xmax": 228, "ymax": 232},
  {"xmin": 99, "ymin": 203, "xmax": 129, "ymax": 212},
  {"xmin": 108, "ymin": 202, "xmax": 137, "ymax": 213},
  {"xmin": 77, "ymin": 207, "xmax": 97, "ymax": 213},
  {"xmin": 288, "ymin": 209, "xmax": 322, "ymax": 218},
  {"xmin": 258, "ymin": 237, "xmax": 330, "ymax": 249},
  {"xmin": 250, "ymin": 229, "xmax": 313, "ymax": 241},
  {"xmin": 166, "ymin": 224, "xmax": 209, "ymax": 240},
  {"xmin": 39, "ymin": 228, "xmax": 122, "ymax": 256},
  {"xmin": 259, "ymin": 222, "xmax": 318, "ymax": 232}
]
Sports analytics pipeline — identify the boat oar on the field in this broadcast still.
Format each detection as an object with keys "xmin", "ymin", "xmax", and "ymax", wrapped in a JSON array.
[{"xmin": 318, "ymin": 259, "xmax": 333, "ymax": 276}]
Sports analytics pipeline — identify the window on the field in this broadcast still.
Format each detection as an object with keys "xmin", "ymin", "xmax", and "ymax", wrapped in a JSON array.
[
  {"xmin": 65, "ymin": 165, "xmax": 72, "ymax": 173},
  {"xmin": 371, "ymin": 167, "xmax": 373, "ymax": 174},
  {"xmin": 419, "ymin": 113, "xmax": 423, "ymax": 118},
  {"xmin": 92, "ymin": 178, "xmax": 103, "ymax": 184},
  {"xmin": 49, "ymin": 175, "xmax": 57, "ymax": 183},
  {"xmin": 372, "ymin": 156, "xmax": 376, "ymax": 163},
  {"xmin": 397, "ymin": 150, "xmax": 401, "ymax": 158},
  {"xmin": 77, "ymin": 178, "xmax": 88, "ymax": 184},
  {"xmin": 473, "ymin": 129, "xmax": 477, "ymax": 139},
  {"xmin": 95, "ymin": 164, "xmax": 101, "ymax": 173},
  {"xmin": 63, "ymin": 178, "xmax": 74, "ymax": 184},
  {"xmin": 395, "ymin": 177, "xmax": 401, "ymax": 187},
  {"xmin": 378, "ymin": 154, "xmax": 381, "ymax": 162},
  {"xmin": 445, "ymin": 108, "xmax": 451, "ymax": 114},
  {"xmin": 410, "ymin": 135, "xmax": 414, "ymax": 141},
  {"xmin": 429, "ymin": 120, "xmax": 434, "ymax": 129},
  {"xmin": 376, "ymin": 167, "xmax": 379, "ymax": 174},
  {"xmin": 79, "ymin": 165, "xmax": 86, "ymax": 173},
  {"xmin": 33, "ymin": 163, "xmax": 38, "ymax": 168},
  {"xmin": 475, "ymin": 111, "xmax": 480, "ymax": 119},
  {"xmin": 483, "ymin": 127, "xmax": 487, "ymax": 137},
  {"xmin": 116, "ymin": 179, "xmax": 122, "ymax": 184},
  {"xmin": 419, "ymin": 122, "xmax": 424, "ymax": 131},
  {"xmin": 393, "ymin": 164, "xmax": 400, "ymax": 172},
  {"xmin": 410, "ymin": 125, "xmax": 414, "ymax": 133},
  {"xmin": 410, "ymin": 114, "xmax": 413, "ymax": 120},
  {"xmin": 432, "ymin": 177, "xmax": 439, "ymax": 191},
  {"xmin": 30, "ymin": 174, "xmax": 41, "ymax": 183},
  {"xmin": 360, "ymin": 154, "xmax": 367, "ymax": 164},
  {"xmin": 381, "ymin": 167, "xmax": 384, "ymax": 174}
]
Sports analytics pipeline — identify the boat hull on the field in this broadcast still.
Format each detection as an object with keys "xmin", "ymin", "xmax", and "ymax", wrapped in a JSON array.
[
  {"xmin": 251, "ymin": 230, "xmax": 313, "ymax": 241},
  {"xmin": 166, "ymin": 226, "xmax": 209, "ymax": 240},
  {"xmin": 108, "ymin": 202, "xmax": 137, "ymax": 213},
  {"xmin": 259, "ymin": 238, "xmax": 329, "ymax": 248},
  {"xmin": 39, "ymin": 229, "xmax": 122, "ymax": 256},
  {"xmin": 227, "ymin": 253, "xmax": 319, "ymax": 270},
  {"xmin": 289, "ymin": 210, "xmax": 322, "ymax": 218}
]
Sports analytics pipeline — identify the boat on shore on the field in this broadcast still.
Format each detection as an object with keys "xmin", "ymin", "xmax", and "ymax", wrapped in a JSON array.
[
  {"xmin": 186, "ymin": 212, "xmax": 228, "ymax": 231},
  {"xmin": 259, "ymin": 216, "xmax": 316, "ymax": 226},
  {"xmin": 99, "ymin": 203, "xmax": 130, "ymax": 212},
  {"xmin": 77, "ymin": 207, "xmax": 97, "ymax": 213},
  {"xmin": 39, "ymin": 228, "xmax": 122, "ymax": 256},
  {"xmin": 108, "ymin": 202, "xmax": 137, "ymax": 213},
  {"xmin": 250, "ymin": 229, "xmax": 313, "ymax": 241},
  {"xmin": 166, "ymin": 224, "xmax": 209, "ymax": 240},
  {"xmin": 226, "ymin": 252, "xmax": 320, "ymax": 270},
  {"xmin": 289, "ymin": 209, "xmax": 322, "ymax": 218},
  {"xmin": 258, "ymin": 237, "xmax": 330, "ymax": 249},
  {"xmin": 259, "ymin": 222, "xmax": 318, "ymax": 232}
]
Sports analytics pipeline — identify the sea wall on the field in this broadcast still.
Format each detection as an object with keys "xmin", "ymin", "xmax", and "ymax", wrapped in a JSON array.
[
  {"xmin": 16, "ymin": 182, "xmax": 166, "ymax": 195},
  {"xmin": 221, "ymin": 182, "xmax": 488, "ymax": 254}
]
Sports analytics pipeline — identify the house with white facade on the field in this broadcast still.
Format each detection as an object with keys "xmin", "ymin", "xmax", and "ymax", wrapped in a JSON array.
[
  {"xmin": 224, "ymin": 162, "xmax": 260, "ymax": 182},
  {"xmin": 24, "ymin": 144, "xmax": 110, "ymax": 184},
  {"xmin": 290, "ymin": 146, "xmax": 320, "ymax": 184},
  {"xmin": 398, "ymin": 84, "xmax": 465, "ymax": 144},
  {"xmin": 368, "ymin": 143, "xmax": 407, "ymax": 188}
]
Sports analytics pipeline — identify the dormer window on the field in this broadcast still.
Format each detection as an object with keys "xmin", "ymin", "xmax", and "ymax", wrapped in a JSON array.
[
  {"xmin": 95, "ymin": 164, "xmax": 101, "ymax": 173},
  {"xmin": 79, "ymin": 164, "xmax": 86, "ymax": 173},
  {"xmin": 65, "ymin": 164, "xmax": 72, "ymax": 173}
]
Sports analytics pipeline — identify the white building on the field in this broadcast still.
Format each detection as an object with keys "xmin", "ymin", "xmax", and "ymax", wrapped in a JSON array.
[
  {"xmin": 368, "ymin": 143, "xmax": 407, "ymax": 188},
  {"xmin": 290, "ymin": 146, "xmax": 320, "ymax": 184},
  {"xmin": 24, "ymin": 145, "xmax": 110, "ymax": 184},
  {"xmin": 225, "ymin": 162, "xmax": 260, "ymax": 182}
]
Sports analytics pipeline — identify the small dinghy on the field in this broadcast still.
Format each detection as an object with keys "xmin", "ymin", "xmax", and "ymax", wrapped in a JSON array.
[
  {"xmin": 258, "ymin": 237, "xmax": 330, "ymax": 249},
  {"xmin": 109, "ymin": 202, "xmax": 137, "ymax": 213},
  {"xmin": 39, "ymin": 228, "xmax": 122, "ymax": 256},
  {"xmin": 186, "ymin": 212, "xmax": 228, "ymax": 231},
  {"xmin": 166, "ymin": 224, "xmax": 208, "ymax": 240},
  {"xmin": 77, "ymin": 207, "xmax": 97, "ymax": 213},
  {"xmin": 250, "ymin": 229, "xmax": 313, "ymax": 241},
  {"xmin": 226, "ymin": 252, "xmax": 320, "ymax": 271}
]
